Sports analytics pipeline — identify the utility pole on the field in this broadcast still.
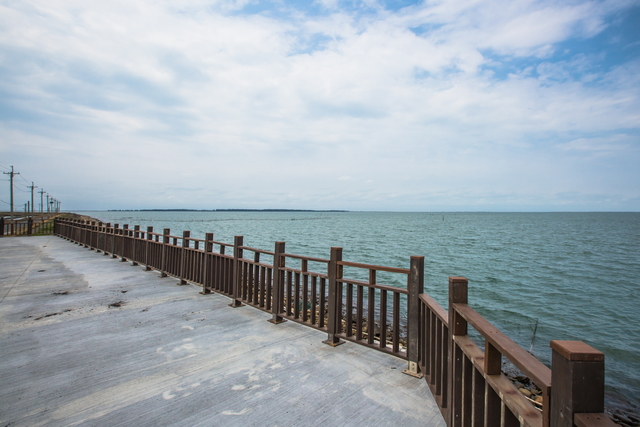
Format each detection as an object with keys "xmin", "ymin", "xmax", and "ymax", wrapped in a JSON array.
[
  {"xmin": 38, "ymin": 189, "xmax": 45, "ymax": 213},
  {"xmin": 46, "ymin": 194, "xmax": 50, "ymax": 213},
  {"xmin": 3, "ymin": 166, "xmax": 20, "ymax": 213},
  {"xmin": 28, "ymin": 182, "xmax": 37, "ymax": 213}
]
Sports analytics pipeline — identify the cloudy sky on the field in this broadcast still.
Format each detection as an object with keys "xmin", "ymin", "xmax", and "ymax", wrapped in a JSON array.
[{"xmin": 1, "ymin": 0, "xmax": 639, "ymax": 211}]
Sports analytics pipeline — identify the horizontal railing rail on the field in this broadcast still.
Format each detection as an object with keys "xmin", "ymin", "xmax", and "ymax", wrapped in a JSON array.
[{"xmin": 53, "ymin": 217, "xmax": 616, "ymax": 427}]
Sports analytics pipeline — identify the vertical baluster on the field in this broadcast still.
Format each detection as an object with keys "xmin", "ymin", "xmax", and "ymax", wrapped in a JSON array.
[
  {"xmin": 393, "ymin": 292, "xmax": 400, "ymax": 353},
  {"xmin": 259, "ymin": 265, "xmax": 265, "ymax": 307},
  {"xmin": 311, "ymin": 275, "xmax": 317, "ymax": 325},
  {"xmin": 472, "ymin": 369, "xmax": 485, "ymax": 427},
  {"xmin": 244, "ymin": 259, "xmax": 251, "ymax": 301},
  {"xmin": 294, "ymin": 270, "xmax": 300, "ymax": 319},
  {"xmin": 463, "ymin": 356, "xmax": 473, "ymax": 427},
  {"xmin": 502, "ymin": 403, "xmax": 520, "ymax": 427},
  {"xmin": 356, "ymin": 285, "xmax": 364, "ymax": 341},
  {"xmin": 346, "ymin": 283, "xmax": 353, "ymax": 337},
  {"xmin": 441, "ymin": 319, "xmax": 449, "ymax": 411},
  {"xmin": 319, "ymin": 277, "xmax": 326, "ymax": 328},
  {"xmin": 265, "ymin": 267, "xmax": 272, "ymax": 311},
  {"xmin": 380, "ymin": 289, "xmax": 387, "ymax": 349},
  {"xmin": 286, "ymin": 270, "xmax": 293, "ymax": 316},
  {"xmin": 367, "ymin": 270, "xmax": 376, "ymax": 345},
  {"xmin": 302, "ymin": 260, "xmax": 308, "ymax": 322},
  {"xmin": 484, "ymin": 342, "xmax": 502, "ymax": 426}
]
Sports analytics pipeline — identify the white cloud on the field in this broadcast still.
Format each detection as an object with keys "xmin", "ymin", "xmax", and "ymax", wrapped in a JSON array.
[{"xmin": 0, "ymin": 0, "xmax": 639, "ymax": 211}]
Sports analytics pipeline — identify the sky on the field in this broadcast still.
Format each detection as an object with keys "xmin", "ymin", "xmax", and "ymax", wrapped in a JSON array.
[{"xmin": 1, "ymin": 0, "xmax": 639, "ymax": 212}]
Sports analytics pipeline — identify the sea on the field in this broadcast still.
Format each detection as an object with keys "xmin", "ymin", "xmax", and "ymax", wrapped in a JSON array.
[{"xmin": 77, "ymin": 210, "xmax": 640, "ymax": 411}]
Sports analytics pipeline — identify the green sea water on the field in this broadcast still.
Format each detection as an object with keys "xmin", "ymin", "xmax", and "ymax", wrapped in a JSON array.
[{"xmin": 78, "ymin": 210, "xmax": 640, "ymax": 410}]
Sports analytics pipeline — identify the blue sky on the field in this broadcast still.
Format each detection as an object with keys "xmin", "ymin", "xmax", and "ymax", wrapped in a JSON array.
[{"xmin": 1, "ymin": 0, "xmax": 639, "ymax": 211}]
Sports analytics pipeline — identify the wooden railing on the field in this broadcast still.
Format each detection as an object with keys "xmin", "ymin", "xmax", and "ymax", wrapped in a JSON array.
[
  {"xmin": 0, "ymin": 213, "xmax": 58, "ymax": 236},
  {"xmin": 53, "ymin": 218, "xmax": 616, "ymax": 427}
]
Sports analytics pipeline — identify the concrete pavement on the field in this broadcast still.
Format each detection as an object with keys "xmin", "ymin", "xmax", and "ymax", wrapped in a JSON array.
[{"xmin": 0, "ymin": 235, "xmax": 445, "ymax": 427}]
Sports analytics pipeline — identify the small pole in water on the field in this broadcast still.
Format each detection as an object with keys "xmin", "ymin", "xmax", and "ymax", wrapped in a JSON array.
[{"xmin": 443, "ymin": 215, "xmax": 444, "ymax": 221}]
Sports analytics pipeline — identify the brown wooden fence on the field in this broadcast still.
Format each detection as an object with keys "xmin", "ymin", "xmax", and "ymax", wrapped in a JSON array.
[
  {"xmin": 0, "ymin": 213, "xmax": 58, "ymax": 236},
  {"xmin": 54, "ymin": 217, "xmax": 616, "ymax": 427}
]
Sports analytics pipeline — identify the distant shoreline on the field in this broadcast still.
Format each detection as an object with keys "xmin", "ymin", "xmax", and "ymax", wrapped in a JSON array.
[{"xmin": 107, "ymin": 209, "xmax": 349, "ymax": 212}]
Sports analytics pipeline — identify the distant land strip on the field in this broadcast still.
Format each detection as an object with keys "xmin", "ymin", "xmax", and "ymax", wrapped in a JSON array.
[{"xmin": 107, "ymin": 209, "xmax": 349, "ymax": 212}]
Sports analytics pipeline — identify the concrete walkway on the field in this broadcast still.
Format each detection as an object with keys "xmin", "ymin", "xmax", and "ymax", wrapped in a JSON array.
[{"xmin": 0, "ymin": 236, "xmax": 445, "ymax": 427}]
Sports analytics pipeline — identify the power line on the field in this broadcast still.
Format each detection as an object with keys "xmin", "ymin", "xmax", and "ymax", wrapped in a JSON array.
[{"xmin": 2, "ymin": 166, "xmax": 61, "ymax": 213}]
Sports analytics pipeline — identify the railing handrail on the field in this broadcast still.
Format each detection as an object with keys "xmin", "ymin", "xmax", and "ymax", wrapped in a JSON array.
[
  {"xmin": 453, "ymin": 302, "xmax": 552, "ymax": 392},
  {"xmin": 281, "ymin": 252, "xmax": 329, "ymax": 263},
  {"xmin": 240, "ymin": 245, "xmax": 275, "ymax": 256},
  {"xmin": 338, "ymin": 277, "xmax": 409, "ymax": 294},
  {"xmin": 419, "ymin": 293, "xmax": 448, "ymax": 325},
  {"xmin": 338, "ymin": 259, "xmax": 410, "ymax": 275}
]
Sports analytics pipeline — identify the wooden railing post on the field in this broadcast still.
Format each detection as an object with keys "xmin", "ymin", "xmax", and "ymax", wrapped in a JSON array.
[
  {"xmin": 200, "ymin": 233, "xmax": 214, "ymax": 295},
  {"xmin": 323, "ymin": 247, "xmax": 344, "ymax": 347},
  {"xmin": 269, "ymin": 242, "xmax": 286, "ymax": 323},
  {"xmin": 448, "ymin": 276, "xmax": 468, "ymax": 427},
  {"xmin": 550, "ymin": 341, "xmax": 613, "ymax": 427},
  {"xmin": 27, "ymin": 217, "xmax": 33, "ymax": 235},
  {"xmin": 131, "ymin": 225, "xmax": 139, "ymax": 265},
  {"xmin": 160, "ymin": 228, "xmax": 170, "ymax": 277},
  {"xmin": 104, "ymin": 223, "xmax": 111, "ymax": 255},
  {"xmin": 86, "ymin": 220, "xmax": 91, "ymax": 245},
  {"xmin": 71, "ymin": 220, "xmax": 78, "ymax": 243},
  {"xmin": 179, "ymin": 231, "xmax": 190, "ymax": 285},
  {"xmin": 229, "ymin": 236, "xmax": 244, "ymax": 308},
  {"xmin": 120, "ymin": 224, "xmax": 128, "ymax": 261},
  {"xmin": 404, "ymin": 255, "xmax": 425, "ymax": 378},
  {"xmin": 85, "ymin": 220, "xmax": 91, "ymax": 247},
  {"xmin": 95, "ymin": 222, "xmax": 103, "ymax": 253},
  {"xmin": 88, "ymin": 221, "xmax": 95, "ymax": 250},
  {"xmin": 111, "ymin": 224, "xmax": 119, "ymax": 258},
  {"xmin": 145, "ymin": 226, "xmax": 153, "ymax": 270}
]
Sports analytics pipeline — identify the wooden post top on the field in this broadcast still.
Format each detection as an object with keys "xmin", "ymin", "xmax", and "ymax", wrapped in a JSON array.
[{"xmin": 550, "ymin": 340, "xmax": 604, "ymax": 362}]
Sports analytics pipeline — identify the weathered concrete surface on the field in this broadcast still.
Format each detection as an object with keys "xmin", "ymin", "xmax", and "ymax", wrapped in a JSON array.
[{"xmin": 0, "ymin": 236, "xmax": 446, "ymax": 427}]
